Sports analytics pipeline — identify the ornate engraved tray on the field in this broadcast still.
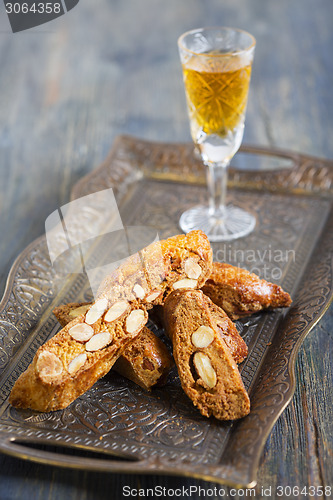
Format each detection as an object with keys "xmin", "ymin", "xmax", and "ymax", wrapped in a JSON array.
[{"xmin": 0, "ymin": 135, "xmax": 332, "ymax": 487}]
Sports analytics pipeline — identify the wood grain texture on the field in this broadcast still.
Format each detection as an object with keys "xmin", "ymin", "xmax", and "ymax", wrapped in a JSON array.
[{"xmin": 0, "ymin": 0, "xmax": 332, "ymax": 498}]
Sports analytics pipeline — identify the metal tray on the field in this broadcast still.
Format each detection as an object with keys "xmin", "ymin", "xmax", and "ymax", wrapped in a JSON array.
[{"xmin": 0, "ymin": 135, "xmax": 332, "ymax": 487}]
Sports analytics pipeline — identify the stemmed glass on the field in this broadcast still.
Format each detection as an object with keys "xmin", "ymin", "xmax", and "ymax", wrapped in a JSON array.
[{"xmin": 178, "ymin": 27, "xmax": 256, "ymax": 241}]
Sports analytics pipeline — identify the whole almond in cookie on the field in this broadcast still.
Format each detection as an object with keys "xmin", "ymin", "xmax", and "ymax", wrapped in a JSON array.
[
  {"xmin": 85, "ymin": 298, "xmax": 108, "ymax": 325},
  {"xmin": 191, "ymin": 326, "xmax": 215, "ymax": 348}
]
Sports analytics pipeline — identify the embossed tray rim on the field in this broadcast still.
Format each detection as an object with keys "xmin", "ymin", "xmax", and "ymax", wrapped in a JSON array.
[{"xmin": 0, "ymin": 135, "xmax": 332, "ymax": 487}]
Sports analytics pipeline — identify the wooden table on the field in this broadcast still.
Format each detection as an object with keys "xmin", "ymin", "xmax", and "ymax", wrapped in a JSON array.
[{"xmin": 0, "ymin": 0, "xmax": 332, "ymax": 498}]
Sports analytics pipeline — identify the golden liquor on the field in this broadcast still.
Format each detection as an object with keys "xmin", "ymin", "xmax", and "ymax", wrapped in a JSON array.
[{"xmin": 182, "ymin": 57, "xmax": 252, "ymax": 139}]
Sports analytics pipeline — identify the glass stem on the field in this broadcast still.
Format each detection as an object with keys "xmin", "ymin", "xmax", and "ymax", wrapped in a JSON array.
[{"xmin": 206, "ymin": 161, "xmax": 229, "ymax": 219}]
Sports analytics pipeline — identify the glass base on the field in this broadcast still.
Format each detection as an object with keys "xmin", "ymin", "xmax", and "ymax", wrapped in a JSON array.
[{"xmin": 179, "ymin": 204, "xmax": 256, "ymax": 242}]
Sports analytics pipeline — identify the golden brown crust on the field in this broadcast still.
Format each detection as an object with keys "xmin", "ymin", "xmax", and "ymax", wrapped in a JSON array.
[
  {"xmin": 204, "ymin": 297, "xmax": 248, "ymax": 363},
  {"xmin": 202, "ymin": 262, "xmax": 292, "ymax": 320},
  {"xmin": 164, "ymin": 290, "xmax": 250, "ymax": 420},
  {"xmin": 53, "ymin": 302, "xmax": 173, "ymax": 391}
]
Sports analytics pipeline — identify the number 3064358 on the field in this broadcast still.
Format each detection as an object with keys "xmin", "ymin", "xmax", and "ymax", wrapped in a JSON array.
[{"xmin": 5, "ymin": 3, "xmax": 62, "ymax": 14}]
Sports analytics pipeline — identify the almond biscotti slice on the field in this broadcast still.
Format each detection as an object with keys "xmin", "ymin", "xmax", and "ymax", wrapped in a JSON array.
[
  {"xmin": 53, "ymin": 302, "xmax": 173, "ymax": 391},
  {"xmin": 9, "ymin": 300, "xmax": 148, "ymax": 412},
  {"xmin": 141, "ymin": 230, "xmax": 213, "ymax": 298},
  {"xmin": 164, "ymin": 289, "xmax": 250, "ymax": 420},
  {"xmin": 97, "ymin": 230, "xmax": 213, "ymax": 307},
  {"xmin": 202, "ymin": 262, "xmax": 292, "ymax": 320}
]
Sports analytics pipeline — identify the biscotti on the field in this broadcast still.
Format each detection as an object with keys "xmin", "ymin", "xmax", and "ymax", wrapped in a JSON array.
[
  {"xmin": 164, "ymin": 289, "xmax": 250, "ymax": 420},
  {"xmin": 53, "ymin": 302, "xmax": 173, "ymax": 391},
  {"xmin": 202, "ymin": 262, "xmax": 292, "ymax": 320},
  {"xmin": 112, "ymin": 328, "xmax": 173, "ymax": 390},
  {"xmin": 9, "ymin": 301, "xmax": 148, "ymax": 412},
  {"xmin": 10, "ymin": 230, "xmax": 212, "ymax": 412},
  {"xmin": 97, "ymin": 230, "xmax": 213, "ymax": 306}
]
